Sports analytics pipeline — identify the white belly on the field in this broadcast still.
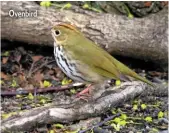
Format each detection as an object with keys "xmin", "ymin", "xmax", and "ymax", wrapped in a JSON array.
[{"xmin": 54, "ymin": 45, "xmax": 88, "ymax": 82}]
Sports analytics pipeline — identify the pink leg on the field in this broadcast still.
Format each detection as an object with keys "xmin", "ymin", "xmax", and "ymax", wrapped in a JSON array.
[{"xmin": 75, "ymin": 84, "xmax": 92, "ymax": 98}]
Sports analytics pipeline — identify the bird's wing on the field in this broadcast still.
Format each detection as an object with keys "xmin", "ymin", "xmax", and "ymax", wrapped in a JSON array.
[
  {"xmin": 67, "ymin": 38, "xmax": 128, "ymax": 81},
  {"xmin": 65, "ymin": 35, "xmax": 154, "ymax": 86}
]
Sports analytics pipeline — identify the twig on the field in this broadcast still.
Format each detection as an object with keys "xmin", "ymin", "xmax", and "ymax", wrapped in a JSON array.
[
  {"xmin": 1, "ymin": 83, "xmax": 85, "ymax": 96},
  {"xmin": 31, "ymin": 58, "xmax": 55, "ymax": 74},
  {"xmin": 27, "ymin": 57, "xmax": 55, "ymax": 77},
  {"xmin": 28, "ymin": 61, "xmax": 36, "ymax": 77},
  {"xmin": 78, "ymin": 113, "xmax": 121, "ymax": 133}
]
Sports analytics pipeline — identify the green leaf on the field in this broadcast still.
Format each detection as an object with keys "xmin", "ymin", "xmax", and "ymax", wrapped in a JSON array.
[
  {"xmin": 133, "ymin": 99, "xmax": 138, "ymax": 104},
  {"xmin": 141, "ymin": 104, "xmax": 147, "ymax": 110},
  {"xmin": 158, "ymin": 111, "xmax": 164, "ymax": 119},
  {"xmin": 43, "ymin": 80, "xmax": 52, "ymax": 87},
  {"xmin": 119, "ymin": 120, "xmax": 127, "ymax": 126},
  {"xmin": 39, "ymin": 99, "xmax": 46, "ymax": 104},
  {"xmin": 113, "ymin": 117, "xmax": 121, "ymax": 124},
  {"xmin": 123, "ymin": 4, "xmax": 134, "ymax": 18},
  {"xmin": 2, "ymin": 113, "xmax": 12, "ymax": 119},
  {"xmin": 16, "ymin": 94, "xmax": 22, "ymax": 98},
  {"xmin": 64, "ymin": 3, "xmax": 72, "ymax": 9},
  {"xmin": 83, "ymin": 3, "xmax": 89, "ymax": 9},
  {"xmin": 0, "ymin": 80, "xmax": 4, "ymax": 85},
  {"xmin": 28, "ymin": 93, "xmax": 34, "ymax": 100},
  {"xmin": 40, "ymin": 1, "xmax": 52, "ymax": 7},
  {"xmin": 90, "ymin": 7, "xmax": 102, "ymax": 13},
  {"xmin": 148, "ymin": 128, "xmax": 159, "ymax": 133},
  {"xmin": 49, "ymin": 130, "xmax": 55, "ymax": 133},
  {"xmin": 2, "ymin": 112, "xmax": 17, "ymax": 120},
  {"xmin": 120, "ymin": 114, "xmax": 127, "ymax": 120},
  {"xmin": 111, "ymin": 123, "xmax": 120, "ymax": 131},
  {"xmin": 70, "ymin": 88, "xmax": 76, "ymax": 94},
  {"xmin": 53, "ymin": 123, "xmax": 64, "ymax": 129},
  {"xmin": 115, "ymin": 80, "xmax": 121, "ymax": 86},
  {"xmin": 90, "ymin": 129, "xmax": 94, "ymax": 133},
  {"xmin": 111, "ymin": 109, "xmax": 116, "ymax": 114},
  {"xmin": 145, "ymin": 116, "xmax": 152, "ymax": 122},
  {"xmin": 117, "ymin": 108, "xmax": 123, "ymax": 113},
  {"xmin": 129, "ymin": 120, "xmax": 134, "ymax": 124},
  {"xmin": 61, "ymin": 3, "xmax": 72, "ymax": 10},
  {"xmin": 132, "ymin": 104, "xmax": 138, "ymax": 110},
  {"xmin": 128, "ymin": 13, "xmax": 134, "ymax": 19},
  {"xmin": 61, "ymin": 78, "xmax": 72, "ymax": 85},
  {"xmin": 2, "ymin": 51, "xmax": 10, "ymax": 56},
  {"xmin": 11, "ymin": 79, "xmax": 17, "ymax": 87}
]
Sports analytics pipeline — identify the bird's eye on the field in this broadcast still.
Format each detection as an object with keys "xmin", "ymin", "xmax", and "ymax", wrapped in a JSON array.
[{"xmin": 55, "ymin": 30, "xmax": 60, "ymax": 36}]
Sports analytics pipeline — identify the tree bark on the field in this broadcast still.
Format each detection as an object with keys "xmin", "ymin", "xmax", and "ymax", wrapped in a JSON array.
[
  {"xmin": 1, "ymin": 81, "xmax": 167, "ymax": 132},
  {"xmin": 1, "ymin": 1, "xmax": 168, "ymax": 67}
]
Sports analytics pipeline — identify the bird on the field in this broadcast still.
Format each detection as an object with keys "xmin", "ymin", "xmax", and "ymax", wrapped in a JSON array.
[{"xmin": 51, "ymin": 23, "xmax": 154, "ymax": 96}]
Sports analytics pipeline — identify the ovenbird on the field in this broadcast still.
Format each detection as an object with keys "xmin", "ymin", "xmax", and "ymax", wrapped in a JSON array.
[{"xmin": 51, "ymin": 23, "xmax": 154, "ymax": 88}]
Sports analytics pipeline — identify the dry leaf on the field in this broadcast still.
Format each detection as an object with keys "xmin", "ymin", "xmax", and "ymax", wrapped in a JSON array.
[
  {"xmin": 18, "ymin": 74, "xmax": 26, "ymax": 81},
  {"xmin": 40, "ymin": 81, "xmax": 44, "ymax": 88},
  {"xmin": 53, "ymin": 67, "xmax": 64, "ymax": 79},
  {"xmin": 144, "ymin": 2, "xmax": 152, "ymax": 7},
  {"xmin": 32, "ymin": 55, "xmax": 43, "ymax": 62},
  {"xmin": 16, "ymin": 55, "xmax": 21, "ymax": 62},
  {"xmin": 34, "ymin": 71, "xmax": 44, "ymax": 82},
  {"xmin": 2, "ymin": 57, "xmax": 8, "ymax": 64},
  {"xmin": 18, "ymin": 74, "xmax": 27, "ymax": 88},
  {"xmin": 1, "ymin": 72, "xmax": 10, "ymax": 80},
  {"xmin": 25, "ymin": 84, "xmax": 34, "ymax": 91},
  {"xmin": 48, "ymin": 69, "xmax": 55, "ymax": 75},
  {"xmin": 27, "ymin": 77, "xmax": 40, "ymax": 87},
  {"xmin": 148, "ymin": 71, "xmax": 162, "ymax": 77}
]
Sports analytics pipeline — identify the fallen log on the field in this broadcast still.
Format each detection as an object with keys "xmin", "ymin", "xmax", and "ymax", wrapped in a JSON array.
[
  {"xmin": 1, "ymin": 1, "xmax": 168, "ymax": 68},
  {"xmin": 1, "ymin": 81, "xmax": 167, "ymax": 132}
]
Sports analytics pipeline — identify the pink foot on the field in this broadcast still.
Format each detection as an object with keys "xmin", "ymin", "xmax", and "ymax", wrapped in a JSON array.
[{"xmin": 75, "ymin": 84, "xmax": 92, "ymax": 99}]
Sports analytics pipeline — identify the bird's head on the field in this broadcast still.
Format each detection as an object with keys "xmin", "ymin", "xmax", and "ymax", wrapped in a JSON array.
[{"xmin": 51, "ymin": 23, "xmax": 81, "ymax": 46}]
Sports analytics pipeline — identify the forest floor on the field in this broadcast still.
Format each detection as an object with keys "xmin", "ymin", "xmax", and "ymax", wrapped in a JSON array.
[{"xmin": 1, "ymin": 40, "xmax": 168, "ymax": 133}]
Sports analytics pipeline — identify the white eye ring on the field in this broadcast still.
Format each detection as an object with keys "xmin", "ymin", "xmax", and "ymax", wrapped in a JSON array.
[{"xmin": 55, "ymin": 30, "xmax": 61, "ymax": 36}]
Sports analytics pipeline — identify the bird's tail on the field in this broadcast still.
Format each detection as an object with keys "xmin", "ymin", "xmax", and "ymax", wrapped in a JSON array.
[
  {"xmin": 113, "ymin": 58, "xmax": 155, "ymax": 87},
  {"xmin": 130, "ymin": 71, "xmax": 155, "ymax": 87}
]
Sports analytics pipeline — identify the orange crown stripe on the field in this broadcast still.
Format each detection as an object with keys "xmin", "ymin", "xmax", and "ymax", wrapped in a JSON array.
[{"xmin": 58, "ymin": 23, "xmax": 80, "ymax": 33}]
